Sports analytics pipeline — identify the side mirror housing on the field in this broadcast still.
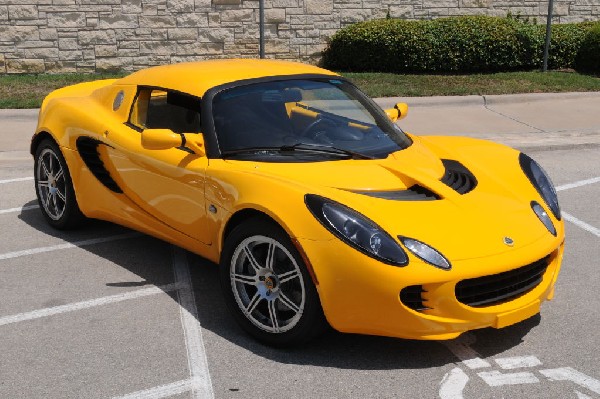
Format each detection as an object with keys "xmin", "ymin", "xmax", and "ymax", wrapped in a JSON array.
[
  {"xmin": 141, "ymin": 129, "xmax": 205, "ymax": 156},
  {"xmin": 385, "ymin": 102, "xmax": 409, "ymax": 122},
  {"xmin": 141, "ymin": 129, "xmax": 182, "ymax": 150}
]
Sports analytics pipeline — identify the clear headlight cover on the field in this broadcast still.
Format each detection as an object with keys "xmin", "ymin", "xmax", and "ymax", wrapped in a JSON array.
[
  {"xmin": 399, "ymin": 237, "xmax": 451, "ymax": 270},
  {"xmin": 531, "ymin": 201, "xmax": 557, "ymax": 236},
  {"xmin": 520, "ymin": 153, "xmax": 561, "ymax": 220},
  {"xmin": 305, "ymin": 194, "xmax": 408, "ymax": 266}
]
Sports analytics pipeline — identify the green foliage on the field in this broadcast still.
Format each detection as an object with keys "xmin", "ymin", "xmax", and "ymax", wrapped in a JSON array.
[
  {"xmin": 322, "ymin": 16, "xmax": 596, "ymax": 73},
  {"xmin": 575, "ymin": 22, "xmax": 600, "ymax": 74}
]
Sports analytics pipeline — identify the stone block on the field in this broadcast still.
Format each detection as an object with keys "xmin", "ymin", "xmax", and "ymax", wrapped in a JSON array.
[
  {"xmin": 39, "ymin": 28, "xmax": 58, "ymax": 40},
  {"xmin": 0, "ymin": 6, "xmax": 8, "ymax": 20},
  {"xmin": 6, "ymin": 59, "xmax": 45, "ymax": 73},
  {"xmin": 96, "ymin": 57, "xmax": 132, "ymax": 72},
  {"xmin": 593, "ymin": 5, "xmax": 600, "ymax": 15},
  {"xmin": 95, "ymin": 44, "xmax": 118, "ymax": 56},
  {"xmin": 139, "ymin": 40, "xmax": 176, "ymax": 55},
  {"xmin": 265, "ymin": 8, "xmax": 286, "ymax": 22},
  {"xmin": 423, "ymin": 0, "xmax": 457, "ymax": 7},
  {"xmin": 8, "ymin": 5, "xmax": 38, "ymax": 19},
  {"xmin": 220, "ymin": 9, "xmax": 254, "ymax": 21},
  {"xmin": 58, "ymin": 49, "xmax": 83, "ymax": 60},
  {"xmin": 143, "ymin": 3, "xmax": 159, "ymax": 14},
  {"xmin": 197, "ymin": 27, "xmax": 235, "ymax": 41},
  {"xmin": 122, "ymin": 0, "xmax": 142, "ymax": 13},
  {"xmin": 98, "ymin": 14, "xmax": 139, "ymax": 28},
  {"xmin": 168, "ymin": 0, "xmax": 194, "ymax": 12},
  {"xmin": 340, "ymin": 8, "xmax": 371, "ymax": 23},
  {"xmin": 87, "ymin": 17, "xmax": 99, "ymax": 27},
  {"xmin": 305, "ymin": 0, "xmax": 333, "ymax": 14},
  {"xmin": 78, "ymin": 30, "xmax": 116, "ymax": 45},
  {"xmin": 176, "ymin": 13, "xmax": 208, "ymax": 26},
  {"xmin": 460, "ymin": 0, "xmax": 491, "ymax": 7},
  {"xmin": 151, "ymin": 29, "xmax": 169, "ymax": 39},
  {"xmin": 139, "ymin": 15, "xmax": 176, "ymax": 27},
  {"xmin": 47, "ymin": 11, "xmax": 86, "ymax": 27},
  {"xmin": 119, "ymin": 40, "xmax": 140, "ymax": 49},
  {"xmin": 177, "ymin": 41, "xmax": 223, "ymax": 55},
  {"xmin": 208, "ymin": 12, "xmax": 220, "ymax": 25},
  {"xmin": 390, "ymin": 5, "xmax": 413, "ymax": 18},
  {"xmin": 15, "ymin": 46, "xmax": 59, "ymax": 59},
  {"xmin": 195, "ymin": 0, "xmax": 211, "ymax": 8},
  {"xmin": 0, "ymin": 25, "xmax": 39, "ymax": 42},
  {"xmin": 59, "ymin": 38, "xmax": 79, "ymax": 50},
  {"xmin": 45, "ymin": 60, "xmax": 78, "ymax": 73},
  {"xmin": 168, "ymin": 28, "xmax": 198, "ymax": 40}
]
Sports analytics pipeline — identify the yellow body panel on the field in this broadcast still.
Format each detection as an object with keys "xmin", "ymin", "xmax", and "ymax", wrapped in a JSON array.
[{"xmin": 32, "ymin": 60, "xmax": 565, "ymax": 340}]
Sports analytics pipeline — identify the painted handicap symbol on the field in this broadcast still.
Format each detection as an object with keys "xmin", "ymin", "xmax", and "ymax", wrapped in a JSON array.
[{"xmin": 439, "ymin": 337, "xmax": 600, "ymax": 398}]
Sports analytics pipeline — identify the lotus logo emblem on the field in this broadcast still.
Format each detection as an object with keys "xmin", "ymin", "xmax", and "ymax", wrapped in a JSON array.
[{"xmin": 503, "ymin": 236, "xmax": 514, "ymax": 246}]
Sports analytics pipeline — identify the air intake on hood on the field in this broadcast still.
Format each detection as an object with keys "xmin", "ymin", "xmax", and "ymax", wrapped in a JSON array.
[
  {"xmin": 441, "ymin": 159, "xmax": 477, "ymax": 194},
  {"xmin": 354, "ymin": 185, "xmax": 439, "ymax": 201}
]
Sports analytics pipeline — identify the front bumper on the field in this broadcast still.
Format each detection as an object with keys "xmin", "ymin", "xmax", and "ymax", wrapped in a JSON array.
[{"xmin": 298, "ymin": 232, "xmax": 564, "ymax": 340}]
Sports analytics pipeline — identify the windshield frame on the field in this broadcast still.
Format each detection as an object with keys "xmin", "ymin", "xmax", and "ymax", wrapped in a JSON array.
[{"xmin": 200, "ymin": 73, "xmax": 413, "ymax": 160}]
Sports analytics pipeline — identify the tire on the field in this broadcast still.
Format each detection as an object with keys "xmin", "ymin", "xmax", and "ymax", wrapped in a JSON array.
[
  {"xmin": 220, "ymin": 217, "xmax": 327, "ymax": 347},
  {"xmin": 34, "ymin": 139, "xmax": 86, "ymax": 229}
]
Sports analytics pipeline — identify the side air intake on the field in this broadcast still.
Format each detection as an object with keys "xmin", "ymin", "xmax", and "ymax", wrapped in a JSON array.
[{"xmin": 76, "ymin": 136, "xmax": 122, "ymax": 193}]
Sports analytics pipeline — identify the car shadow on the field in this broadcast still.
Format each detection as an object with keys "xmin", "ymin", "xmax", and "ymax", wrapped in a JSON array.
[{"xmin": 18, "ymin": 203, "xmax": 541, "ymax": 371}]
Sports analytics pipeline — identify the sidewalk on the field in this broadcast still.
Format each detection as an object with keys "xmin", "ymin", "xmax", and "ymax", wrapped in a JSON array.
[
  {"xmin": 1, "ymin": 92, "xmax": 599, "ymax": 160},
  {"xmin": 375, "ymin": 91, "xmax": 600, "ymax": 151}
]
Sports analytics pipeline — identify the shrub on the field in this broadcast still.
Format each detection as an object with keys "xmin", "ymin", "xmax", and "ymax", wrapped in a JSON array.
[
  {"xmin": 575, "ymin": 22, "xmax": 600, "ymax": 74},
  {"xmin": 322, "ymin": 16, "xmax": 595, "ymax": 73}
]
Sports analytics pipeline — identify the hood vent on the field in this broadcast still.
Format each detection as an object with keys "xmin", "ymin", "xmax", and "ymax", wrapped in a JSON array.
[
  {"xmin": 354, "ymin": 185, "xmax": 439, "ymax": 201},
  {"xmin": 441, "ymin": 159, "xmax": 477, "ymax": 194}
]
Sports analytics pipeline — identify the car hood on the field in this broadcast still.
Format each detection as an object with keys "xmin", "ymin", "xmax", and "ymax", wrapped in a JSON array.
[{"xmin": 224, "ymin": 138, "xmax": 551, "ymax": 261}]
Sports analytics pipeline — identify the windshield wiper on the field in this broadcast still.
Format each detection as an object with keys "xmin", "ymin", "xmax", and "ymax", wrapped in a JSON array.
[
  {"xmin": 280, "ymin": 143, "xmax": 375, "ymax": 160},
  {"xmin": 221, "ymin": 143, "xmax": 374, "ymax": 160}
]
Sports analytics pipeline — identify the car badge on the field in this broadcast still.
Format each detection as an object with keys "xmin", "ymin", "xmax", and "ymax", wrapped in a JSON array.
[{"xmin": 503, "ymin": 236, "xmax": 514, "ymax": 246}]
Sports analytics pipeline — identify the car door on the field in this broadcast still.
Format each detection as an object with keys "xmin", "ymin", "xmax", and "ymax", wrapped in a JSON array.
[{"xmin": 103, "ymin": 86, "xmax": 211, "ymax": 245}]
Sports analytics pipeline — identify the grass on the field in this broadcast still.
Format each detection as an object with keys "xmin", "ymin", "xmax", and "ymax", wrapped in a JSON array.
[
  {"xmin": 0, "ymin": 73, "xmax": 125, "ymax": 109},
  {"xmin": 344, "ymin": 70, "xmax": 600, "ymax": 98},
  {"xmin": 0, "ymin": 70, "xmax": 599, "ymax": 108}
]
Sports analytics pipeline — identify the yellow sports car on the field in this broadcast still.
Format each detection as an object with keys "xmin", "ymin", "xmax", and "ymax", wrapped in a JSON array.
[{"xmin": 32, "ymin": 60, "xmax": 564, "ymax": 346}]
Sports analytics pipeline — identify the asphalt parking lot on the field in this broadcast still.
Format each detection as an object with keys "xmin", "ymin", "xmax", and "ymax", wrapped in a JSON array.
[{"xmin": 1, "ymin": 95, "xmax": 599, "ymax": 398}]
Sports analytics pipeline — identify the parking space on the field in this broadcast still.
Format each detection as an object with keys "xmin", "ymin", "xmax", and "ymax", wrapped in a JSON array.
[{"xmin": 1, "ymin": 117, "xmax": 599, "ymax": 398}]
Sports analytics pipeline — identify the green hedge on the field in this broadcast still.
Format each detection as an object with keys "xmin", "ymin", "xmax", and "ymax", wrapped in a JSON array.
[
  {"xmin": 322, "ymin": 16, "xmax": 596, "ymax": 73},
  {"xmin": 575, "ymin": 23, "xmax": 600, "ymax": 74}
]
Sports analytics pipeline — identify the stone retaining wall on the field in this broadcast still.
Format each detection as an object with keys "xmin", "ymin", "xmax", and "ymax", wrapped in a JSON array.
[{"xmin": 1, "ymin": 0, "xmax": 599, "ymax": 73}]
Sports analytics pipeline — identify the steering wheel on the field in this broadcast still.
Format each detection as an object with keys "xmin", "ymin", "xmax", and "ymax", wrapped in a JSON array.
[{"xmin": 299, "ymin": 117, "xmax": 337, "ymax": 139}]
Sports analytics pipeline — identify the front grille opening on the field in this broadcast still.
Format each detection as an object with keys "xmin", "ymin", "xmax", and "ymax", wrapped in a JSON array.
[
  {"xmin": 455, "ymin": 257, "xmax": 549, "ymax": 307},
  {"xmin": 441, "ymin": 159, "xmax": 477, "ymax": 194},
  {"xmin": 400, "ymin": 285, "xmax": 431, "ymax": 311}
]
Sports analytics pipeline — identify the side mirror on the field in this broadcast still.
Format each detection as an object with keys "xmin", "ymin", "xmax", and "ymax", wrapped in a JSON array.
[
  {"xmin": 141, "ymin": 129, "xmax": 205, "ymax": 156},
  {"xmin": 385, "ymin": 102, "xmax": 409, "ymax": 122},
  {"xmin": 141, "ymin": 129, "xmax": 182, "ymax": 150}
]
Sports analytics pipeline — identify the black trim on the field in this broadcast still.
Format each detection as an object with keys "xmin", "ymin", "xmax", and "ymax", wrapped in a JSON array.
[{"xmin": 75, "ymin": 136, "xmax": 123, "ymax": 193}]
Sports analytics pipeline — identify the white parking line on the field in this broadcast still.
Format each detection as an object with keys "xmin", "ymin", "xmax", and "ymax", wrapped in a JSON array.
[
  {"xmin": 438, "ymin": 368, "xmax": 469, "ymax": 399},
  {"xmin": 540, "ymin": 367, "xmax": 600, "ymax": 395},
  {"xmin": 0, "ymin": 177, "xmax": 33, "ymax": 184},
  {"xmin": 0, "ymin": 232, "xmax": 141, "ymax": 261},
  {"xmin": 556, "ymin": 177, "xmax": 600, "ymax": 192},
  {"xmin": 0, "ymin": 282, "xmax": 185, "ymax": 327},
  {"xmin": 112, "ymin": 379, "xmax": 193, "ymax": 399},
  {"xmin": 172, "ymin": 246, "xmax": 214, "ymax": 399},
  {"xmin": 0, "ymin": 205, "xmax": 39, "ymax": 214},
  {"xmin": 563, "ymin": 212, "xmax": 600, "ymax": 238}
]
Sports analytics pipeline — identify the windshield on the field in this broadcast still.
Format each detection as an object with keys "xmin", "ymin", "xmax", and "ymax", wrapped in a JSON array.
[{"xmin": 212, "ymin": 78, "xmax": 412, "ymax": 161}]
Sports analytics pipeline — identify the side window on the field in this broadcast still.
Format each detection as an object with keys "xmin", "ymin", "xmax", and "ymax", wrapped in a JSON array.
[{"xmin": 129, "ymin": 88, "xmax": 202, "ymax": 134}]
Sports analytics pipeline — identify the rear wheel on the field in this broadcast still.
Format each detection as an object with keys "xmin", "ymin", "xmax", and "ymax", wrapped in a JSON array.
[
  {"xmin": 220, "ymin": 217, "xmax": 326, "ymax": 347},
  {"xmin": 34, "ymin": 139, "xmax": 85, "ymax": 229}
]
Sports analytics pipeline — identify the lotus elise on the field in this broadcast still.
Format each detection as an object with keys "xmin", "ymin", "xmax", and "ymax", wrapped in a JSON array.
[{"xmin": 31, "ymin": 60, "xmax": 564, "ymax": 346}]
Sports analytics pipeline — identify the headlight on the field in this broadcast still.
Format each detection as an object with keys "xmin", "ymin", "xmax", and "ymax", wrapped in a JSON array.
[
  {"xmin": 305, "ymin": 194, "xmax": 408, "ymax": 266},
  {"xmin": 399, "ymin": 237, "xmax": 451, "ymax": 270},
  {"xmin": 531, "ymin": 201, "xmax": 557, "ymax": 236},
  {"xmin": 519, "ymin": 153, "xmax": 561, "ymax": 220}
]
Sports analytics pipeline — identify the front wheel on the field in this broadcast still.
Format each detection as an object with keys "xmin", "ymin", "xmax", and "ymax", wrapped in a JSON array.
[
  {"xmin": 34, "ymin": 139, "xmax": 86, "ymax": 229},
  {"xmin": 220, "ymin": 218, "xmax": 327, "ymax": 347}
]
